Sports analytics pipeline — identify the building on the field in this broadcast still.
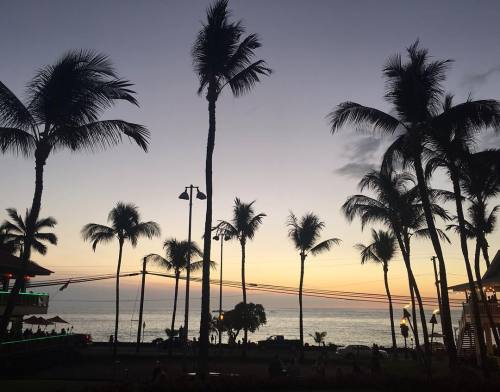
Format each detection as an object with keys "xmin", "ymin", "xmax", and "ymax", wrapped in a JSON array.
[
  {"xmin": 449, "ymin": 250, "xmax": 500, "ymax": 357},
  {"xmin": 0, "ymin": 249, "xmax": 53, "ymax": 333}
]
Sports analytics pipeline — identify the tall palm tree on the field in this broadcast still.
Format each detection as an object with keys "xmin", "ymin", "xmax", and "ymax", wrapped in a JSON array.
[
  {"xmin": 426, "ymin": 96, "xmax": 500, "ymax": 366},
  {"xmin": 356, "ymin": 230, "xmax": 397, "ymax": 349},
  {"xmin": 145, "ymin": 239, "xmax": 212, "ymax": 345},
  {"xmin": 215, "ymin": 198, "xmax": 266, "ymax": 346},
  {"xmin": 81, "ymin": 202, "xmax": 160, "ymax": 357},
  {"xmin": 287, "ymin": 212, "xmax": 340, "ymax": 357},
  {"xmin": 329, "ymin": 41, "xmax": 457, "ymax": 363},
  {"xmin": 1, "ymin": 208, "xmax": 57, "ymax": 256},
  {"xmin": 343, "ymin": 167, "xmax": 449, "ymax": 358},
  {"xmin": 192, "ymin": 0, "xmax": 272, "ymax": 370},
  {"xmin": 0, "ymin": 51, "xmax": 149, "ymax": 336}
]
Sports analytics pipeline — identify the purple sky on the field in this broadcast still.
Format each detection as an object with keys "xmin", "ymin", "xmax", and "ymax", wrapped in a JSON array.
[{"xmin": 1, "ymin": 0, "xmax": 500, "ymax": 309}]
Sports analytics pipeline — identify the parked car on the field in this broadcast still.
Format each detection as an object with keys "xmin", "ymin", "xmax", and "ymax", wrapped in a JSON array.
[
  {"xmin": 258, "ymin": 335, "xmax": 301, "ymax": 349},
  {"xmin": 337, "ymin": 344, "xmax": 388, "ymax": 359}
]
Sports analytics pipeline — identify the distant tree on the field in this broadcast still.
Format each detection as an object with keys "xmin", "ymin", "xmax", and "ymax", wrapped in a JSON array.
[
  {"xmin": 215, "ymin": 198, "xmax": 266, "ymax": 346},
  {"xmin": 1, "ymin": 208, "xmax": 57, "ymax": 256},
  {"xmin": 287, "ymin": 212, "xmax": 340, "ymax": 357},
  {"xmin": 309, "ymin": 331, "xmax": 327, "ymax": 347},
  {"xmin": 192, "ymin": 0, "xmax": 272, "ymax": 370},
  {"xmin": 0, "ymin": 225, "xmax": 17, "ymax": 255},
  {"xmin": 146, "ymin": 239, "xmax": 203, "ymax": 343},
  {"xmin": 0, "ymin": 50, "xmax": 149, "ymax": 337},
  {"xmin": 221, "ymin": 302, "xmax": 266, "ymax": 344},
  {"xmin": 81, "ymin": 202, "xmax": 160, "ymax": 357},
  {"xmin": 356, "ymin": 229, "xmax": 397, "ymax": 349}
]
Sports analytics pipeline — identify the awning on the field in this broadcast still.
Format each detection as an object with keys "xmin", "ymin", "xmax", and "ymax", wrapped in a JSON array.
[
  {"xmin": 0, "ymin": 249, "xmax": 53, "ymax": 277},
  {"xmin": 449, "ymin": 250, "xmax": 500, "ymax": 292}
]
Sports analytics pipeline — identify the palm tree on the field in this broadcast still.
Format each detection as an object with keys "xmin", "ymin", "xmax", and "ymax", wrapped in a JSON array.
[
  {"xmin": 192, "ymin": 0, "xmax": 272, "ymax": 370},
  {"xmin": 287, "ymin": 212, "xmax": 340, "ymax": 357},
  {"xmin": 355, "ymin": 230, "xmax": 397, "ymax": 349},
  {"xmin": 145, "ymin": 239, "xmax": 213, "ymax": 348},
  {"xmin": 0, "ymin": 51, "xmax": 149, "ymax": 336},
  {"xmin": 0, "ymin": 208, "xmax": 57, "ymax": 256},
  {"xmin": 81, "ymin": 202, "xmax": 160, "ymax": 357},
  {"xmin": 0, "ymin": 225, "xmax": 16, "ymax": 254},
  {"xmin": 426, "ymin": 96, "xmax": 500, "ymax": 366},
  {"xmin": 343, "ymin": 167, "xmax": 449, "ymax": 359},
  {"xmin": 309, "ymin": 331, "xmax": 327, "ymax": 347},
  {"xmin": 329, "ymin": 41, "xmax": 457, "ymax": 363},
  {"xmin": 215, "ymin": 198, "xmax": 266, "ymax": 347}
]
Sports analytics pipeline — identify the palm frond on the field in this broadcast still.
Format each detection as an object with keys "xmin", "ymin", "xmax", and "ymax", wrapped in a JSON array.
[
  {"xmin": 0, "ymin": 127, "xmax": 36, "ymax": 156},
  {"xmin": 0, "ymin": 81, "xmax": 36, "ymax": 131},
  {"xmin": 328, "ymin": 102, "xmax": 401, "ymax": 134},
  {"xmin": 226, "ymin": 60, "xmax": 272, "ymax": 97},
  {"xmin": 310, "ymin": 238, "xmax": 341, "ymax": 256}
]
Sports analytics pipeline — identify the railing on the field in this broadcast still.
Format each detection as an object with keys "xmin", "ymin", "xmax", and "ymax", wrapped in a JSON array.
[
  {"xmin": 462, "ymin": 302, "xmax": 500, "ymax": 322},
  {"xmin": 0, "ymin": 291, "xmax": 49, "ymax": 314}
]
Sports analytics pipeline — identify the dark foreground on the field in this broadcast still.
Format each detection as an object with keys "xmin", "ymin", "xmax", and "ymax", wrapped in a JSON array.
[{"xmin": 2, "ymin": 342, "xmax": 500, "ymax": 391}]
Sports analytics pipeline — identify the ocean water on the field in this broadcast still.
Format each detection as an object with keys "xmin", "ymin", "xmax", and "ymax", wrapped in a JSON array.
[{"xmin": 44, "ymin": 301, "xmax": 461, "ymax": 347}]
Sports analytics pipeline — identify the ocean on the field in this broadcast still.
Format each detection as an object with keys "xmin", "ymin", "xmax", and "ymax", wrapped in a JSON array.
[{"xmin": 44, "ymin": 300, "xmax": 461, "ymax": 347}]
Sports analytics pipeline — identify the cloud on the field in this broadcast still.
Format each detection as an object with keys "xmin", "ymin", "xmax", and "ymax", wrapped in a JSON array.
[
  {"xmin": 335, "ymin": 162, "xmax": 376, "ymax": 179},
  {"xmin": 348, "ymin": 136, "xmax": 383, "ymax": 161},
  {"xmin": 461, "ymin": 65, "xmax": 500, "ymax": 89}
]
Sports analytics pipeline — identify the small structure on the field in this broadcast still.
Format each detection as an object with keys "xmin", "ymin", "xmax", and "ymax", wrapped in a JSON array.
[
  {"xmin": 0, "ymin": 250, "xmax": 53, "ymax": 333},
  {"xmin": 449, "ymin": 250, "xmax": 500, "ymax": 357}
]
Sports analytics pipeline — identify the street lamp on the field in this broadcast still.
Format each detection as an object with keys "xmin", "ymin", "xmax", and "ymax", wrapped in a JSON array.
[
  {"xmin": 213, "ymin": 227, "xmax": 231, "ymax": 345},
  {"xmin": 179, "ymin": 185, "xmax": 206, "ymax": 345}
]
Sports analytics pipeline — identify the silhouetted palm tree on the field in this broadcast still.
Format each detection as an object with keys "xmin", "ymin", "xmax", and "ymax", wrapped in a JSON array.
[
  {"xmin": 426, "ymin": 96, "xmax": 500, "ymax": 366},
  {"xmin": 1, "ymin": 208, "xmax": 57, "ymax": 256},
  {"xmin": 81, "ymin": 203, "xmax": 160, "ymax": 357},
  {"xmin": 192, "ymin": 0, "xmax": 271, "ymax": 370},
  {"xmin": 343, "ymin": 167, "xmax": 449, "ymax": 358},
  {"xmin": 330, "ymin": 41, "xmax": 457, "ymax": 363},
  {"xmin": 0, "ymin": 225, "xmax": 16, "ymax": 254},
  {"xmin": 145, "ymin": 239, "xmax": 213, "ymax": 348},
  {"xmin": 309, "ymin": 331, "xmax": 327, "ymax": 347},
  {"xmin": 356, "ymin": 230, "xmax": 397, "ymax": 349},
  {"xmin": 287, "ymin": 212, "xmax": 340, "ymax": 357},
  {"xmin": 215, "ymin": 198, "xmax": 266, "ymax": 347},
  {"xmin": 0, "ymin": 51, "xmax": 149, "ymax": 336}
]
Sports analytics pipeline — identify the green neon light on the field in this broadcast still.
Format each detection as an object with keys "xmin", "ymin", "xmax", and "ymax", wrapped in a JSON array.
[
  {"xmin": 0, "ymin": 291, "xmax": 48, "ymax": 296},
  {"xmin": 1, "ymin": 334, "xmax": 72, "ymax": 345}
]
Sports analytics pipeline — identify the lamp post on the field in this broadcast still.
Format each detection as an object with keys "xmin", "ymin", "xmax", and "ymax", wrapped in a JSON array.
[
  {"xmin": 400, "ymin": 318, "xmax": 409, "ymax": 358},
  {"xmin": 213, "ymin": 228, "xmax": 231, "ymax": 345},
  {"xmin": 178, "ymin": 185, "xmax": 206, "ymax": 345}
]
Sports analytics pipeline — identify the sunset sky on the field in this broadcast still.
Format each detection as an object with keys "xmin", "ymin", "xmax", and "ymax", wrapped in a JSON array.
[{"xmin": 1, "ymin": 0, "xmax": 500, "ymax": 310}]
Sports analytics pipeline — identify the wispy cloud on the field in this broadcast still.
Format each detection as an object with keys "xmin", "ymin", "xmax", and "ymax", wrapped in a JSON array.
[
  {"xmin": 335, "ymin": 162, "xmax": 376, "ymax": 179},
  {"xmin": 461, "ymin": 65, "xmax": 500, "ymax": 89}
]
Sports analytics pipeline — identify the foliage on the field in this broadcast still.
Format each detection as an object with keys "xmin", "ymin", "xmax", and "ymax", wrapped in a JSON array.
[
  {"xmin": 309, "ymin": 331, "xmax": 327, "ymax": 346},
  {"xmin": 0, "ymin": 208, "xmax": 57, "ymax": 255},
  {"xmin": 221, "ymin": 302, "xmax": 266, "ymax": 344}
]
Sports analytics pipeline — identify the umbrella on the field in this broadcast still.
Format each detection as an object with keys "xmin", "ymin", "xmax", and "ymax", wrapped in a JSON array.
[
  {"xmin": 46, "ymin": 316, "xmax": 68, "ymax": 324},
  {"xmin": 23, "ymin": 316, "xmax": 40, "ymax": 325},
  {"xmin": 36, "ymin": 317, "xmax": 53, "ymax": 326}
]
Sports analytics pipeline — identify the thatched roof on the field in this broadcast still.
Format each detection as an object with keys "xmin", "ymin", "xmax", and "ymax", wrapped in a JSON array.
[
  {"xmin": 448, "ymin": 250, "xmax": 500, "ymax": 292},
  {"xmin": 0, "ymin": 250, "xmax": 53, "ymax": 277}
]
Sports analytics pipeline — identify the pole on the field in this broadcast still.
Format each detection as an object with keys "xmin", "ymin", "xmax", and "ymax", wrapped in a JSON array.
[
  {"xmin": 136, "ymin": 257, "xmax": 147, "ymax": 353},
  {"xmin": 184, "ymin": 185, "xmax": 193, "ymax": 345},
  {"xmin": 219, "ymin": 236, "xmax": 223, "ymax": 345},
  {"xmin": 431, "ymin": 256, "xmax": 444, "ymax": 341}
]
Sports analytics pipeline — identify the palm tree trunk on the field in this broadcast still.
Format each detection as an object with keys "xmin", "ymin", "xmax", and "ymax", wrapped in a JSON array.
[
  {"xmin": 241, "ymin": 239, "xmax": 248, "ymax": 354},
  {"xmin": 0, "ymin": 147, "xmax": 49, "ymax": 338},
  {"xmin": 383, "ymin": 263, "xmax": 397, "ymax": 349},
  {"xmin": 199, "ymin": 92, "xmax": 216, "ymax": 377},
  {"xmin": 113, "ymin": 238, "xmax": 124, "ymax": 358},
  {"xmin": 474, "ymin": 240, "xmax": 500, "ymax": 348},
  {"xmin": 450, "ymin": 170, "xmax": 488, "ymax": 371},
  {"xmin": 299, "ymin": 254, "xmax": 305, "ymax": 359},
  {"xmin": 169, "ymin": 272, "xmax": 180, "ymax": 356},
  {"xmin": 480, "ymin": 239, "xmax": 491, "ymax": 269},
  {"xmin": 402, "ymin": 232, "xmax": 429, "ymax": 355},
  {"xmin": 413, "ymin": 156, "xmax": 457, "ymax": 364}
]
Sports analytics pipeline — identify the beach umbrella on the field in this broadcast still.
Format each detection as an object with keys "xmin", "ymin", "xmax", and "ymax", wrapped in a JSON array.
[
  {"xmin": 46, "ymin": 316, "xmax": 68, "ymax": 324},
  {"xmin": 23, "ymin": 316, "xmax": 40, "ymax": 325}
]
